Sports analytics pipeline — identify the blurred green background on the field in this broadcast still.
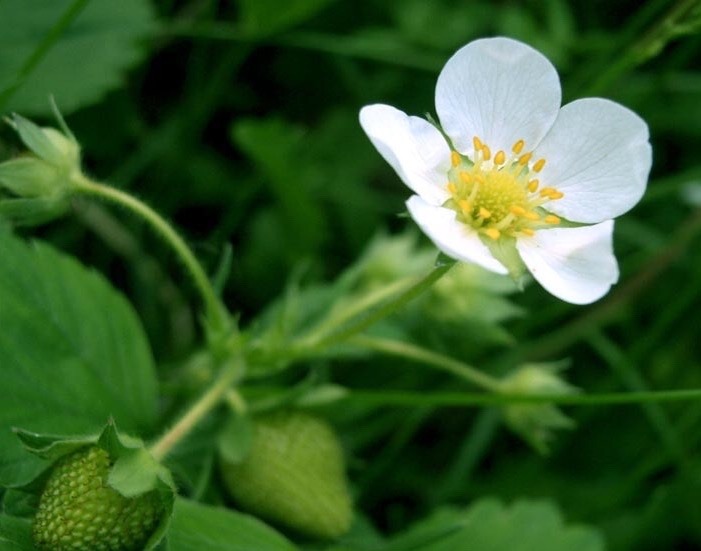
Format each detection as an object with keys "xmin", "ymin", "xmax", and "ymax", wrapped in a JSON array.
[{"xmin": 2, "ymin": 1, "xmax": 701, "ymax": 549}]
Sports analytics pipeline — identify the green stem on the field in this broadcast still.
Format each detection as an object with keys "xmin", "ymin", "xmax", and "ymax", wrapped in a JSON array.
[
  {"xmin": 298, "ymin": 262, "xmax": 453, "ymax": 353},
  {"xmin": 343, "ymin": 388, "xmax": 701, "ymax": 408},
  {"xmin": 586, "ymin": 0, "xmax": 701, "ymax": 94},
  {"xmin": 350, "ymin": 334, "xmax": 501, "ymax": 392},
  {"xmin": 72, "ymin": 176, "xmax": 229, "ymax": 338},
  {"xmin": 149, "ymin": 358, "xmax": 243, "ymax": 461}
]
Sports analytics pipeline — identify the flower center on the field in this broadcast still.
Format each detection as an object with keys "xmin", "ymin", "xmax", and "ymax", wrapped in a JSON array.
[{"xmin": 445, "ymin": 137, "xmax": 564, "ymax": 240}]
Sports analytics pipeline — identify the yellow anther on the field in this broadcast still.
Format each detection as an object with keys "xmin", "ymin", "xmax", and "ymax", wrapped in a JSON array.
[
  {"xmin": 540, "ymin": 187, "xmax": 557, "ymax": 197},
  {"xmin": 478, "ymin": 207, "xmax": 492, "ymax": 219},
  {"xmin": 527, "ymin": 179, "xmax": 539, "ymax": 192},
  {"xmin": 473, "ymin": 136, "xmax": 483, "ymax": 151},
  {"xmin": 510, "ymin": 205, "xmax": 527, "ymax": 216},
  {"xmin": 544, "ymin": 214, "xmax": 561, "ymax": 224},
  {"xmin": 484, "ymin": 228, "xmax": 501, "ymax": 240},
  {"xmin": 524, "ymin": 211, "xmax": 540, "ymax": 221},
  {"xmin": 533, "ymin": 158, "xmax": 546, "ymax": 172},
  {"xmin": 459, "ymin": 171, "xmax": 472, "ymax": 184},
  {"xmin": 494, "ymin": 150, "xmax": 506, "ymax": 165},
  {"xmin": 458, "ymin": 199, "xmax": 472, "ymax": 213},
  {"xmin": 451, "ymin": 151, "xmax": 461, "ymax": 167},
  {"xmin": 481, "ymin": 144, "xmax": 491, "ymax": 161},
  {"xmin": 512, "ymin": 139, "xmax": 525, "ymax": 154},
  {"xmin": 521, "ymin": 228, "xmax": 535, "ymax": 236},
  {"xmin": 518, "ymin": 152, "xmax": 533, "ymax": 166},
  {"xmin": 549, "ymin": 190, "xmax": 564, "ymax": 200},
  {"xmin": 447, "ymin": 182, "xmax": 457, "ymax": 195}
]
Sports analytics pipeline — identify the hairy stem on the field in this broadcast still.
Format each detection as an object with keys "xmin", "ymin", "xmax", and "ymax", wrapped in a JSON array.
[
  {"xmin": 72, "ymin": 175, "xmax": 230, "ymax": 338},
  {"xmin": 350, "ymin": 334, "xmax": 502, "ymax": 392},
  {"xmin": 297, "ymin": 262, "xmax": 453, "ymax": 354},
  {"xmin": 344, "ymin": 387, "xmax": 701, "ymax": 408},
  {"xmin": 149, "ymin": 358, "xmax": 243, "ymax": 461}
]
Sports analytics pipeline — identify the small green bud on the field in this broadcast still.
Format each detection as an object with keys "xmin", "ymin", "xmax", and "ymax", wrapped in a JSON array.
[
  {"xmin": 499, "ymin": 363, "xmax": 579, "ymax": 453},
  {"xmin": 32, "ymin": 446, "xmax": 163, "ymax": 551},
  {"xmin": 0, "ymin": 113, "xmax": 82, "ymax": 225},
  {"xmin": 220, "ymin": 410, "xmax": 353, "ymax": 539}
]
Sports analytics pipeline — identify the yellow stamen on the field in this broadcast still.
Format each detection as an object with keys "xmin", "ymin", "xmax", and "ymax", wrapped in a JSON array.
[
  {"xmin": 481, "ymin": 144, "xmax": 491, "ymax": 161},
  {"xmin": 549, "ymin": 190, "xmax": 564, "ymax": 200},
  {"xmin": 510, "ymin": 205, "xmax": 527, "ymax": 216},
  {"xmin": 540, "ymin": 187, "xmax": 557, "ymax": 198},
  {"xmin": 458, "ymin": 199, "xmax": 472, "ymax": 213},
  {"xmin": 521, "ymin": 228, "xmax": 535, "ymax": 236},
  {"xmin": 518, "ymin": 152, "xmax": 533, "ymax": 166},
  {"xmin": 451, "ymin": 151, "xmax": 461, "ymax": 167},
  {"xmin": 478, "ymin": 207, "xmax": 491, "ymax": 219},
  {"xmin": 484, "ymin": 228, "xmax": 501, "ymax": 240},
  {"xmin": 523, "ymin": 211, "xmax": 540, "ymax": 221},
  {"xmin": 473, "ymin": 136, "xmax": 483, "ymax": 151},
  {"xmin": 512, "ymin": 139, "xmax": 525, "ymax": 154},
  {"xmin": 544, "ymin": 214, "xmax": 561, "ymax": 224},
  {"xmin": 447, "ymin": 182, "xmax": 457, "ymax": 195},
  {"xmin": 533, "ymin": 158, "xmax": 546, "ymax": 172},
  {"xmin": 459, "ymin": 171, "xmax": 472, "ymax": 184},
  {"xmin": 494, "ymin": 150, "xmax": 506, "ymax": 165},
  {"xmin": 527, "ymin": 179, "xmax": 539, "ymax": 192}
]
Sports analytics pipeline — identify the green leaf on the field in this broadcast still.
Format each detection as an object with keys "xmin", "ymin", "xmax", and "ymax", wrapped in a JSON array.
[
  {"xmin": 0, "ymin": 0, "xmax": 156, "ymax": 115},
  {"xmin": 0, "ymin": 514, "xmax": 33, "ymax": 551},
  {"xmin": 167, "ymin": 498, "xmax": 299, "ymax": 551},
  {"xmin": 238, "ymin": 0, "xmax": 337, "ymax": 36},
  {"xmin": 387, "ymin": 499, "xmax": 604, "ymax": 551},
  {"xmin": 13, "ymin": 426, "xmax": 98, "ymax": 461},
  {"xmin": 0, "ymin": 231, "xmax": 158, "ymax": 486}
]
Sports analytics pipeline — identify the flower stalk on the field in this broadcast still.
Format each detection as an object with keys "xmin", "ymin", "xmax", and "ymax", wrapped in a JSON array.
[
  {"xmin": 71, "ymin": 175, "xmax": 230, "ymax": 340},
  {"xmin": 149, "ymin": 356, "xmax": 244, "ymax": 462}
]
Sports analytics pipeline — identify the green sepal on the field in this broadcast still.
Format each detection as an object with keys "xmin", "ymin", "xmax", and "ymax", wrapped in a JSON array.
[
  {"xmin": 13, "ymin": 427, "xmax": 98, "ymax": 462},
  {"xmin": 0, "ymin": 196, "xmax": 70, "ymax": 226},
  {"xmin": 10, "ymin": 114, "xmax": 80, "ymax": 168},
  {"xmin": 435, "ymin": 252, "xmax": 457, "ymax": 268},
  {"xmin": 480, "ymin": 234, "xmax": 527, "ymax": 286},
  {"xmin": 0, "ymin": 158, "xmax": 61, "ymax": 197}
]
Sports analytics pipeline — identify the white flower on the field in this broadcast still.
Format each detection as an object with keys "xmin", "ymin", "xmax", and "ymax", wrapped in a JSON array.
[{"xmin": 359, "ymin": 37, "xmax": 652, "ymax": 304}]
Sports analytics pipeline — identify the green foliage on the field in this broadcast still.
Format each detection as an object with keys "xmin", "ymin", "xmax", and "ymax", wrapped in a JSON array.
[
  {"xmin": 167, "ymin": 498, "xmax": 299, "ymax": 551},
  {"xmin": 387, "ymin": 499, "xmax": 604, "ymax": 551},
  {"xmin": 0, "ymin": 230, "xmax": 158, "ymax": 486},
  {"xmin": 238, "ymin": 0, "xmax": 338, "ymax": 36},
  {"xmin": 0, "ymin": 0, "xmax": 155, "ymax": 115},
  {"xmin": 2, "ymin": 1, "xmax": 701, "ymax": 550}
]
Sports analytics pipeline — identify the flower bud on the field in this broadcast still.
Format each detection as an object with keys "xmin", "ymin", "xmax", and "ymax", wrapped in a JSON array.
[
  {"xmin": 0, "ymin": 114, "xmax": 82, "ymax": 225},
  {"xmin": 499, "ymin": 362, "xmax": 579, "ymax": 453}
]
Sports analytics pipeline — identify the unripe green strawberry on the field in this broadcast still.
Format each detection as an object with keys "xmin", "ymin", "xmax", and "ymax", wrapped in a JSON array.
[
  {"xmin": 32, "ymin": 446, "xmax": 163, "ymax": 551},
  {"xmin": 221, "ymin": 411, "xmax": 353, "ymax": 539}
]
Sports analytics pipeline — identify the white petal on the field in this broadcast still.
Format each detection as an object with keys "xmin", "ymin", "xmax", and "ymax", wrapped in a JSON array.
[
  {"xmin": 435, "ymin": 37, "xmax": 561, "ymax": 157},
  {"xmin": 534, "ymin": 98, "xmax": 652, "ymax": 223},
  {"xmin": 516, "ymin": 221, "xmax": 619, "ymax": 304},
  {"xmin": 406, "ymin": 195, "xmax": 508, "ymax": 274},
  {"xmin": 359, "ymin": 104, "xmax": 451, "ymax": 205}
]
